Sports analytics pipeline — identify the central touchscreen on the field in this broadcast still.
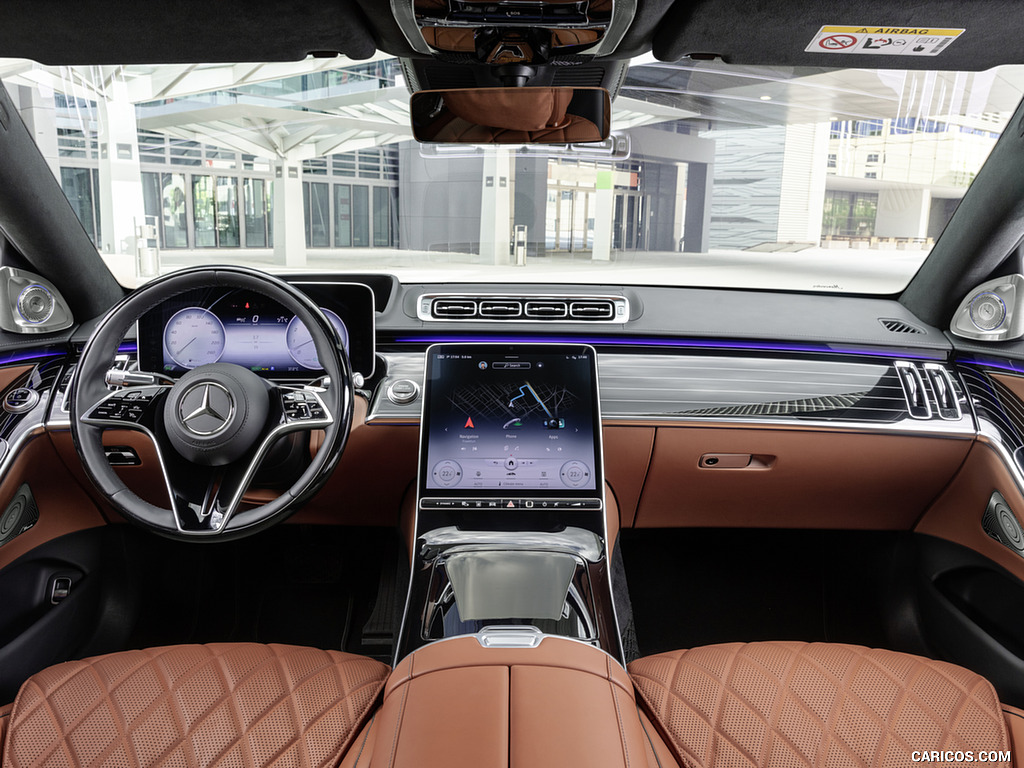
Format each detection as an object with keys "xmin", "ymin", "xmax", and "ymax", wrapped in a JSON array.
[{"xmin": 420, "ymin": 344, "xmax": 601, "ymax": 497}]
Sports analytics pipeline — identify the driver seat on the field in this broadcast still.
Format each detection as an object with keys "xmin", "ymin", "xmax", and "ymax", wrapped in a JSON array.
[{"xmin": 0, "ymin": 643, "xmax": 389, "ymax": 768}]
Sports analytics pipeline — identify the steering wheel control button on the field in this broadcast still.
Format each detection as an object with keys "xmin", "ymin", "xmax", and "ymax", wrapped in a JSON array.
[
  {"xmin": 282, "ymin": 389, "xmax": 328, "ymax": 422},
  {"xmin": 164, "ymin": 363, "xmax": 271, "ymax": 466},
  {"xmin": 89, "ymin": 389, "xmax": 158, "ymax": 423},
  {"xmin": 179, "ymin": 382, "xmax": 234, "ymax": 436},
  {"xmin": 3, "ymin": 387, "xmax": 38, "ymax": 414},
  {"xmin": 387, "ymin": 379, "xmax": 420, "ymax": 405}
]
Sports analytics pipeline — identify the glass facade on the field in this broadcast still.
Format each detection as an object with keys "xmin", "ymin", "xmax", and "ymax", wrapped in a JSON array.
[{"xmin": 62, "ymin": 125, "xmax": 400, "ymax": 252}]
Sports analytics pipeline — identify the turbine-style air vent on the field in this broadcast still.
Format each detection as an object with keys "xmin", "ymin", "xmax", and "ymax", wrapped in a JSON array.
[
  {"xmin": 570, "ymin": 300, "xmax": 615, "ymax": 320},
  {"xmin": 478, "ymin": 300, "xmax": 522, "ymax": 318},
  {"xmin": 524, "ymin": 299, "xmax": 569, "ymax": 319},
  {"xmin": 880, "ymin": 318, "xmax": 925, "ymax": 334},
  {"xmin": 419, "ymin": 294, "xmax": 628, "ymax": 322},
  {"xmin": 431, "ymin": 298, "xmax": 477, "ymax": 318}
]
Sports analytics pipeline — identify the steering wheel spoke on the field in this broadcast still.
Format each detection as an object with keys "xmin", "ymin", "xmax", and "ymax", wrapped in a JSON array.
[{"xmin": 160, "ymin": 451, "xmax": 254, "ymax": 533}]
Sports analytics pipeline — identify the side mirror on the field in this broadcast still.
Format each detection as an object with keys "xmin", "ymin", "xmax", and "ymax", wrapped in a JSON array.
[
  {"xmin": 950, "ymin": 275, "xmax": 1024, "ymax": 341},
  {"xmin": 410, "ymin": 87, "xmax": 610, "ymax": 144}
]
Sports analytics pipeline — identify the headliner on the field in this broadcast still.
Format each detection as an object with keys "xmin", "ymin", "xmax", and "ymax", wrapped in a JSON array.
[{"xmin": 2, "ymin": 0, "xmax": 1021, "ymax": 70}]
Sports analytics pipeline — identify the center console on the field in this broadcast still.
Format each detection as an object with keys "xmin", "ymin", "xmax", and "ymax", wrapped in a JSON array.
[{"xmin": 396, "ymin": 343, "xmax": 622, "ymax": 662}]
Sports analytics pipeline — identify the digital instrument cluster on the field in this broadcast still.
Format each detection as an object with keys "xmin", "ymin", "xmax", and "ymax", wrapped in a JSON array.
[{"xmin": 138, "ymin": 282, "xmax": 374, "ymax": 378}]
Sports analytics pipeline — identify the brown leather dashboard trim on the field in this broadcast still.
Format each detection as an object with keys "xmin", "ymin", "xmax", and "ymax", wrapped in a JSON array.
[
  {"xmin": 0, "ymin": 365, "xmax": 32, "ymax": 397},
  {"xmin": 0, "ymin": 433, "xmax": 107, "ymax": 572},
  {"xmin": 916, "ymin": 440, "xmax": 1024, "ymax": 582},
  {"xmin": 991, "ymin": 372, "xmax": 1024, "ymax": 402},
  {"xmin": 636, "ymin": 427, "xmax": 971, "ymax": 529},
  {"xmin": 289, "ymin": 395, "xmax": 418, "ymax": 526},
  {"xmin": 604, "ymin": 426, "xmax": 654, "ymax": 529}
]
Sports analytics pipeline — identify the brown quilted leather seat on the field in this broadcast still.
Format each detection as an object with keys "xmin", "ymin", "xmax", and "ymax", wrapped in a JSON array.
[
  {"xmin": 0, "ymin": 643, "xmax": 389, "ymax": 768},
  {"xmin": 629, "ymin": 642, "xmax": 1016, "ymax": 768}
]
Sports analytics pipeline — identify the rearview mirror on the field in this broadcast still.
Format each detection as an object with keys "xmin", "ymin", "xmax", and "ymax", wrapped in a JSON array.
[{"xmin": 410, "ymin": 87, "xmax": 610, "ymax": 144}]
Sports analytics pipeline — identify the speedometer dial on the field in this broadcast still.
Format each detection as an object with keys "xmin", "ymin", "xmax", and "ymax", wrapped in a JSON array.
[
  {"xmin": 163, "ymin": 307, "xmax": 226, "ymax": 369},
  {"xmin": 285, "ymin": 309, "xmax": 349, "ymax": 370}
]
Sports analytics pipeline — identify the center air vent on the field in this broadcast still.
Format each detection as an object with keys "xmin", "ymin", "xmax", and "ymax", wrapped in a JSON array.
[
  {"xmin": 570, "ymin": 300, "xmax": 615, "ymax": 320},
  {"xmin": 525, "ymin": 299, "xmax": 568, "ymax": 319},
  {"xmin": 431, "ymin": 298, "xmax": 477, "ymax": 318},
  {"xmin": 418, "ymin": 294, "xmax": 628, "ymax": 323}
]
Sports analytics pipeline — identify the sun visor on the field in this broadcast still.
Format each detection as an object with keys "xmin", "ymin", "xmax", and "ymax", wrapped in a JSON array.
[
  {"xmin": 0, "ymin": 0, "xmax": 377, "ymax": 64},
  {"xmin": 653, "ymin": 0, "xmax": 1024, "ymax": 71}
]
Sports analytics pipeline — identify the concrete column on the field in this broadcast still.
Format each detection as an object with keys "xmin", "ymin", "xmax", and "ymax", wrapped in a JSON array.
[
  {"xmin": 683, "ymin": 162, "xmax": 712, "ymax": 253},
  {"xmin": 513, "ymin": 153, "xmax": 548, "ymax": 258},
  {"xmin": 875, "ymin": 187, "xmax": 932, "ymax": 239},
  {"xmin": 672, "ymin": 164, "xmax": 687, "ymax": 251},
  {"xmin": 273, "ymin": 162, "xmax": 306, "ymax": 267},
  {"xmin": 17, "ymin": 84, "xmax": 60, "ymax": 179},
  {"xmin": 479, "ymin": 147, "xmax": 511, "ymax": 264},
  {"xmin": 778, "ymin": 122, "xmax": 830, "ymax": 243},
  {"xmin": 591, "ymin": 169, "xmax": 614, "ymax": 261},
  {"xmin": 97, "ymin": 80, "xmax": 145, "ymax": 256}
]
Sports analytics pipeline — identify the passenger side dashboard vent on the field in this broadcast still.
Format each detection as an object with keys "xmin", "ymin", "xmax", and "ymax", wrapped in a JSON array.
[
  {"xmin": 894, "ymin": 361, "xmax": 963, "ymax": 421},
  {"xmin": 879, "ymin": 318, "xmax": 925, "ymax": 334},
  {"xmin": 418, "ymin": 294, "xmax": 628, "ymax": 322}
]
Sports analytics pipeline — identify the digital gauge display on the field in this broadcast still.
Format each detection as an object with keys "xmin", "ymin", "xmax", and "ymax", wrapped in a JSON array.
[
  {"xmin": 139, "ymin": 283, "xmax": 375, "ymax": 378},
  {"xmin": 285, "ymin": 310, "xmax": 349, "ymax": 369},
  {"xmin": 162, "ymin": 308, "xmax": 226, "ymax": 369}
]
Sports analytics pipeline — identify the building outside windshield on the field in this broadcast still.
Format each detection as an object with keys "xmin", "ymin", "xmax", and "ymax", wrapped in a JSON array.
[{"xmin": 1, "ymin": 56, "xmax": 1022, "ymax": 293}]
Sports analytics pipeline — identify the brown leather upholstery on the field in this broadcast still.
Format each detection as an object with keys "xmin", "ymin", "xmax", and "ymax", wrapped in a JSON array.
[
  {"xmin": 2, "ymin": 643, "xmax": 389, "ymax": 768},
  {"xmin": 443, "ymin": 88, "xmax": 573, "ymax": 132},
  {"xmin": 351, "ymin": 635, "xmax": 651, "ymax": 767},
  {"xmin": 420, "ymin": 27, "xmax": 476, "ymax": 51},
  {"xmin": 430, "ymin": 113, "xmax": 601, "ymax": 143},
  {"xmin": 629, "ymin": 642, "xmax": 1011, "ymax": 768},
  {"xmin": 0, "ymin": 704, "xmax": 11, "ymax": 760},
  {"xmin": 1004, "ymin": 706, "xmax": 1024, "ymax": 768}
]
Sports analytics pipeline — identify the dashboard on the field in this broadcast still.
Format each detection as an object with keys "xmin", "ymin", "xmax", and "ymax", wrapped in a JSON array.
[{"xmin": 136, "ymin": 281, "xmax": 375, "ymax": 379}]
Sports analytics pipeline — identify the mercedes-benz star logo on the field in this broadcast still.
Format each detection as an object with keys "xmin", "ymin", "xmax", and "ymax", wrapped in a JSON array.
[{"xmin": 178, "ymin": 382, "xmax": 234, "ymax": 436}]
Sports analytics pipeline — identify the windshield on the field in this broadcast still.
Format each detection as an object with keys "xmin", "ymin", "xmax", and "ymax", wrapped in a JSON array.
[{"xmin": 2, "ymin": 57, "xmax": 1022, "ymax": 293}]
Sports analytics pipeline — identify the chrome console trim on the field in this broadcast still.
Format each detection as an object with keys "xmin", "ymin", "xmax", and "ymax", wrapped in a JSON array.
[
  {"xmin": 369, "ymin": 351, "xmax": 976, "ymax": 437},
  {"xmin": 420, "ymin": 526, "xmax": 605, "ymax": 562}
]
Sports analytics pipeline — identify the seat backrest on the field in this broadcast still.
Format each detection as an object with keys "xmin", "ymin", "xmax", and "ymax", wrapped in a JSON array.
[
  {"xmin": 629, "ymin": 641, "xmax": 1011, "ymax": 768},
  {"xmin": 1, "ymin": 643, "xmax": 389, "ymax": 768}
]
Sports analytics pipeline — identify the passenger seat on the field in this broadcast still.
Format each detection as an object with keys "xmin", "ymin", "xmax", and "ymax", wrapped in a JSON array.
[{"xmin": 629, "ymin": 641, "xmax": 1023, "ymax": 768}]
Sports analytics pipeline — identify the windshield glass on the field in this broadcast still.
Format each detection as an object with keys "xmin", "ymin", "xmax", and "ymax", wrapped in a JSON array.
[{"xmin": 2, "ymin": 57, "xmax": 1022, "ymax": 293}]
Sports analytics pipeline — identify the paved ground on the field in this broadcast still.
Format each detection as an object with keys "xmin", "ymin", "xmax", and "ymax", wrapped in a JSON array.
[{"xmin": 104, "ymin": 246, "xmax": 930, "ymax": 295}]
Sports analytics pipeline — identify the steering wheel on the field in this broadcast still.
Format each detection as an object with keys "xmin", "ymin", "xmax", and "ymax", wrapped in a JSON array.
[{"xmin": 70, "ymin": 266, "xmax": 354, "ymax": 540}]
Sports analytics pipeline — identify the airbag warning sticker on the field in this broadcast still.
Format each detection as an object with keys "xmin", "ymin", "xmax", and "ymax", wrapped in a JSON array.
[{"xmin": 806, "ymin": 26, "xmax": 964, "ymax": 56}]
